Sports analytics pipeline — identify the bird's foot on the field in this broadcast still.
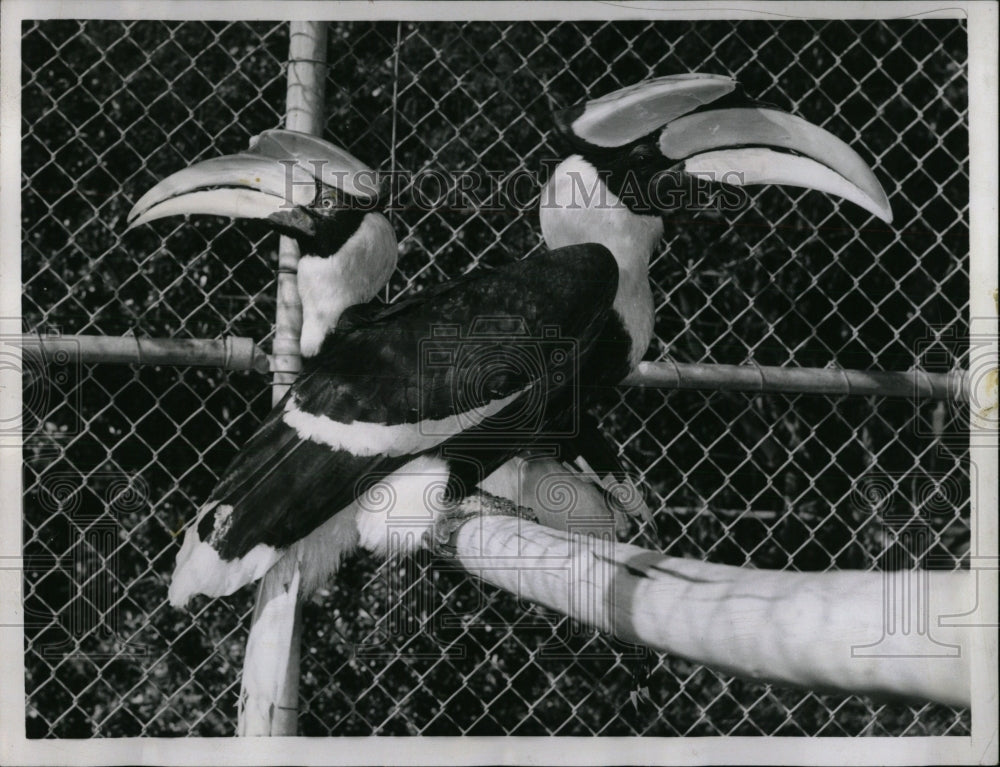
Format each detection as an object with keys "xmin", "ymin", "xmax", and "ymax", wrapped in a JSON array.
[
  {"xmin": 562, "ymin": 455, "xmax": 653, "ymax": 533},
  {"xmin": 432, "ymin": 490, "xmax": 538, "ymax": 555},
  {"xmin": 600, "ymin": 475, "xmax": 654, "ymax": 531}
]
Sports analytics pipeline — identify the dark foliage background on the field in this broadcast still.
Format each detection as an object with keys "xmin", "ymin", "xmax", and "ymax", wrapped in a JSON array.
[{"xmin": 20, "ymin": 19, "xmax": 969, "ymax": 736}]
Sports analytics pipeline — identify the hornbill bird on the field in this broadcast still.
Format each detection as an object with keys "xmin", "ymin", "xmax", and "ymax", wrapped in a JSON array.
[{"xmin": 128, "ymin": 74, "xmax": 891, "ymax": 608}]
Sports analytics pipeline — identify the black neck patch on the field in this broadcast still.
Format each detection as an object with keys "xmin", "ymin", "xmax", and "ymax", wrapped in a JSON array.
[
  {"xmin": 310, "ymin": 206, "xmax": 368, "ymax": 257},
  {"xmin": 591, "ymin": 141, "xmax": 678, "ymax": 216},
  {"xmin": 266, "ymin": 179, "xmax": 378, "ymax": 257}
]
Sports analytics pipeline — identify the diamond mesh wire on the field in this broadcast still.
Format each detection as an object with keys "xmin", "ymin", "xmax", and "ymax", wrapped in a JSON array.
[{"xmin": 19, "ymin": 19, "xmax": 969, "ymax": 737}]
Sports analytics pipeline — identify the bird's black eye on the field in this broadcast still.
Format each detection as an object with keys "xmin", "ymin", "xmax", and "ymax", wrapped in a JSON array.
[{"xmin": 321, "ymin": 197, "xmax": 335, "ymax": 210}]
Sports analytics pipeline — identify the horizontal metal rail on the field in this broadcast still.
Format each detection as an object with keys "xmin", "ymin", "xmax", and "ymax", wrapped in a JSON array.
[
  {"xmin": 18, "ymin": 333, "xmax": 270, "ymax": 374},
  {"xmin": 621, "ymin": 360, "xmax": 968, "ymax": 401},
  {"xmin": 18, "ymin": 334, "xmax": 968, "ymax": 400}
]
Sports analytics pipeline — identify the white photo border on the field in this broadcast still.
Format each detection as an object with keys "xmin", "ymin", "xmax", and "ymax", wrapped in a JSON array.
[{"xmin": 1, "ymin": 2, "xmax": 995, "ymax": 765}]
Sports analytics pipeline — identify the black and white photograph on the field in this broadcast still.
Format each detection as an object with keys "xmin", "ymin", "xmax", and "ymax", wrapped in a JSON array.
[{"xmin": 1, "ymin": 1, "xmax": 996, "ymax": 764}]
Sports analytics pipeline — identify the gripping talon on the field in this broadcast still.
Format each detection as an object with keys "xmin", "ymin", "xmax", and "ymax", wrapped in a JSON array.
[
  {"xmin": 472, "ymin": 489, "xmax": 538, "ymax": 523},
  {"xmin": 431, "ymin": 490, "xmax": 539, "ymax": 554},
  {"xmin": 432, "ymin": 505, "xmax": 476, "ymax": 554},
  {"xmin": 602, "ymin": 475, "xmax": 654, "ymax": 526}
]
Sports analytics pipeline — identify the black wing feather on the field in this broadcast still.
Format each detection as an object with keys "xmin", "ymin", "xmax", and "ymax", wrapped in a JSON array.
[{"xmin": 199, "ymin": 244, "xmax": 620, "ymax": 561}]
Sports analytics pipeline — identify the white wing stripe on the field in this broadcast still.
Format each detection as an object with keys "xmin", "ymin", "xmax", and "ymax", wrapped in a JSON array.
[{"xmin": 281, "ymin": 387, "xmax": 529, "ymax": 456}]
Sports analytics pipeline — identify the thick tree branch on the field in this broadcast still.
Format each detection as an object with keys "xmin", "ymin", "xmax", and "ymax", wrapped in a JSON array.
[{"xmin": 452, "ymin": 516, "xmax": 971, "ymax": 707}]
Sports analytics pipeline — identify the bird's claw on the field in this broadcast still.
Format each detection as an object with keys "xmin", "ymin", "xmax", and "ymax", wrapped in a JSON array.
[
  {"xmin": 602, "ymin": 475, "xmax": 654, "ymax": 527},
  {"xmin": 432, "ymin": 508, "xmax": 475, "ymax": 555},
  {"xmin": 432, "ymin": 490, "xmax": 539, "ymax": 556}
]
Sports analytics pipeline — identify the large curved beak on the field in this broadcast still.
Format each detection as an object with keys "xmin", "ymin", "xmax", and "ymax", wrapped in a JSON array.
[
  {"xmin": 660, "ymin": 106, "xmax": 892, "ymax": 223},
  {"xmin": 126, "ymin": 130, "xmax": 379, "ymax": 231},
  {"xmin": 561, "ymin": 75, "xmax": 892, "ymax": 224}
]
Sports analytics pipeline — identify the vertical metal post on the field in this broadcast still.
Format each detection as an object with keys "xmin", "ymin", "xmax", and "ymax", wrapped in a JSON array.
[{"xmin": 237, "ymin": 20, "xmax": 327, "ymax": 737}]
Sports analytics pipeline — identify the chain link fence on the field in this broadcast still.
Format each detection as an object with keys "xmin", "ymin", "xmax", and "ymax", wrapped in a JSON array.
[{"xmin": 19, "ymin": 18, "xmax": 970, "ymax": 737}]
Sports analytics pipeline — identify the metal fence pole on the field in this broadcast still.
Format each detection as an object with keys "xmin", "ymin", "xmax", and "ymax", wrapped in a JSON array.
[{"xmin": 237, "ymin": 20, "xmax": 327, "ymax": 737}]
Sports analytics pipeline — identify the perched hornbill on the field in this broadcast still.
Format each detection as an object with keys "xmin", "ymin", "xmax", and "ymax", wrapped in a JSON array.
[{"xmin": 128, "ymin": 74, "xmax": 890, "ymax": 607}]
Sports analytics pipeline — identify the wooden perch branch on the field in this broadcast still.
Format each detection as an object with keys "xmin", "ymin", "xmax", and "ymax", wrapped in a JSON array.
[{"xmin": 452, "ymin": 516, "xmax": 972, "ymax": 708}]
